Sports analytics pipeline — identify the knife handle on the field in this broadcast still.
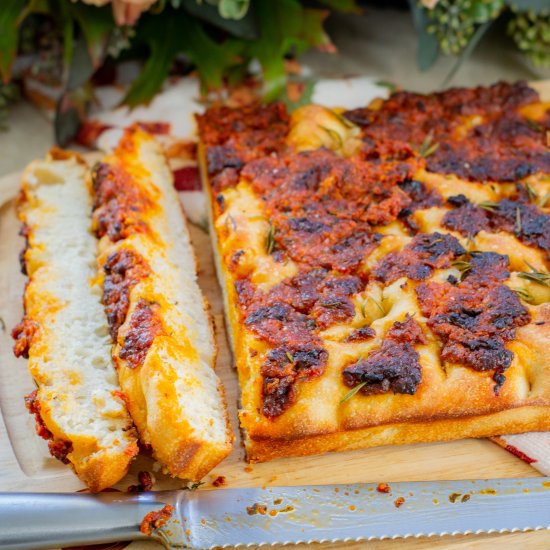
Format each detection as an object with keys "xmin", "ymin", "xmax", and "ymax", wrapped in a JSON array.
[{"xmin": 0, "ymin": 491, "xmax": 183, "ymax": 550}]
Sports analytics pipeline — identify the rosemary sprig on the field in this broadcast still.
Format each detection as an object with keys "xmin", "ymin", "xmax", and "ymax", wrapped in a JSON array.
[
  {"xmin": 515, "ymin": 207, "xmax": 522, "ymax": 234},
  {"xmin": 360, "ymin": 295, "xmax": 384, "ymax": 318},
  {"xmin": 319, "ymin": 125, "xmax": 343, "ymax": 148},
  {"xmin": 525, "ymin": 118, "xmax": 543, "ymax": 133},
  {"xmin": 183, "ymin": 481, "xmax": 205, "ymax": 491},
  {"xmin": 512, "ymin": 287, "xmax": 534, "ymax": 303},
  {"xmin": 418, "ymin": 133, "xmax": 439, "ymax": 158},
  {"xmin": 525, "ymin": 182, "xmax": 538, "ymax": 203},
  {"xmin": 285, "ymin": 351, "xmax": 294, "ymax": 363},
  {"xmin": 321, "ymin": 300, "xmax": 342, "ymax": 309},
  {"xmin": 478, "ymin": 201, "xmax": 500, "ymax": 211},
  {"xmin": 452, "ymin": 260, "xmax": 472, "ymax": 281},
  {"xmin": 331, "ymin": 109, "xmax": 358, "ymax": 130},
  {"xmin": 265, "ymin": 221, "xmax": 276, "ymax": 254},
  {"xmin": 375, "ymin": 80, "xmax": 398, "ymax": 94},
  {"xmin": 518, "ymin": 263, "xmax": 550, "ymax": 287},
  {"xmin": 340, "ymin": 381, "xmax": 368, "ymax": 404}
]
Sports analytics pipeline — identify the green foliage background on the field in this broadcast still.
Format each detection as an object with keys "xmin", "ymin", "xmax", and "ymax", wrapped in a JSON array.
[{"xmin": 1, "ymin": 1, "xmax": 550, "ymax": 142}]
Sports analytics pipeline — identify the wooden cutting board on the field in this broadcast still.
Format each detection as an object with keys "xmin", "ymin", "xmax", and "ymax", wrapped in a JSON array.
[{"xmin": 1, "ymin": 115, "xmax": 549, "ymax": 548}]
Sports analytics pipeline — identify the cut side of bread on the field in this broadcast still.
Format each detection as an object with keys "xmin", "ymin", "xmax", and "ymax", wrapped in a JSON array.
[
  {"xmin": 12, "ymin": 150, "xmax": 138, "ymax": 491},
  {"xmin": 92, "ymin": 127, "xmax": 233, "ymax": 480}
]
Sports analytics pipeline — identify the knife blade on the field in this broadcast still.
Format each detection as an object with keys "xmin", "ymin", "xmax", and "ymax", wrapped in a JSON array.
[
  {"xmin": 177, "ymin": 477, "xmax": 550, "ymax": 549},
  {"xmin": 1, "ymin": 478, "xmax": 549, "ymax": 549}
]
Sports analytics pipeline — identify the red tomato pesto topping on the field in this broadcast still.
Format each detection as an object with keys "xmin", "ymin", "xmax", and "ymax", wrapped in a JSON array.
[
  {"xmin": 140, "ymin": 504, "xmax": 175, "ymax": 536},
  {"xmin": 24, "ymin": 390, "xmax": 73, "ymax": 464},
  {"xmin": 197, "ymin": 81, "xmax": 547, "ymax": 418},
  {"xmin": 92, "ymin": 162, "xmax": 163, "ymax": 371}
]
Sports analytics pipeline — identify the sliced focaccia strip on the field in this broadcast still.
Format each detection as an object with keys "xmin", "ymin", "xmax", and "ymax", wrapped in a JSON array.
[
  {"xmin": 12, "ymin": 150, "xmax": 138, "ymax": 491},
  {"xmin": 91, "ymin": 126, "xmax": 232, "ymax": 480}
]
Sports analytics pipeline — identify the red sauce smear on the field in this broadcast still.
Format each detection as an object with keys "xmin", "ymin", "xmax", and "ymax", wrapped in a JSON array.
[
  {"xmin": 119, "ymin": 299, "xmax": 164, "ymax": 369},
  {"xmin": 140, "ymin": 504, "xmax": 175, "ymax": 536},
  {"xmin": 24, "ymin": 390, "xmax": 73, "ymax": 464}
]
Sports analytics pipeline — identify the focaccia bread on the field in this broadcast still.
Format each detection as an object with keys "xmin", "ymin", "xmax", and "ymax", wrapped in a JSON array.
[
  {"xmin": 91, "ymin": 126, "xmax": 233, "ymax": 479},
  {"xmin": 12, "ymin": 150, "xmax": 138, "ymax": 491},
  {"xmin": 197, "ymin": 81, "xmax": 550, "ymax": 462}
]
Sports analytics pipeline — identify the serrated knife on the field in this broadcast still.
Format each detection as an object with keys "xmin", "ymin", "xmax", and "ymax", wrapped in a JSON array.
[{"xmin": 1, "ymin": 477, "xmax": 549, "ymax": 549}]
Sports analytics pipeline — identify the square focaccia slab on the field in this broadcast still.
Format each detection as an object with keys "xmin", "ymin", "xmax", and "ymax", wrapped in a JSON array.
[{"xmin": 197, "ymin": 81, "xmax": 550, "ymax": 462}]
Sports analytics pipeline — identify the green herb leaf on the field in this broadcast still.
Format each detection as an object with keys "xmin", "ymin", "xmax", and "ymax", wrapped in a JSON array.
[
  {"xmin": 265, "ymin": 221, "xmax": 276, "ymax": 254},
  {"xmin": 512, "ymin": 287, "xmax": 534, "ymax": 303},
  {"xmin": 183, "ymin": 480, "xmax": 205, "ymax": 490},
  {"xmin": 518, "ymin": 263, "xmax": 550, "ymax": 287},
  {"xmin": 452, "ymin": 260, "xmax": 472, "ymax": 281},
  {"xmin": 285, "ymin": 351, "xmax": 294, "ymax": 363},
  {"xmin": 478, "ymin": 200, "xmax": 500, "ymax": 211},
  {"xmin": 321, "ymin": 300, "xmax": 342, "ymax": 308},
  {"xmin": 375, "ymin": 80, "xmax": 398, "ymax": 94},
  {"xmin": 515, "ymin": 207, "xmax": 522, "ymax": 234},
  {"xmin": 340, "ymin": 381, "xmax": 368, "ymax": 404},
  {"xmin": 418, "ymin": 133, "xmax": 439, "ymax": 158},
  {"xmin": 360, "ymin": 295, "xmax": 384, "ymax": 318},
  {"xmin": 525, "ymin": 182, "xmax": 538, "ymax": 202},
  {"xmin": 319, "ymin": 125, "xmax": 343, "ymax": 148},
  {"xmin": 68, "ymin": 2, "xmax": 115, "ymax": 68}
]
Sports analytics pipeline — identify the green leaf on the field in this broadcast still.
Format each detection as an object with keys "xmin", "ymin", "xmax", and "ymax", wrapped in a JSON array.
[
  {"xmin": 67, "ymin": 3, "xmax": 115, "ymax": 67},
  {"xmin": 315, "ymin": 0, "xmax": 360, "ymax": 14},
  {"xmin": 442, "ymin": 20, "xmax": 494, "ymax": 87},
  {"xmin": 0, "ymin": 0, "xmax": 27, "ymax": 82},
  {"xmin": 181, "ymin": 0, "xmax": 258, "ymax": 39},
  {"xmin": 409, "ymin": 1, "xmax": 440, "ymax": 71},
  {"xmin": 247, "ymin": 0, "xmax": 332, "ymax": 100},
  {"xmin": 180, "ymin": 18, "xmax": 243, "ymax": 91},
  {"xmin": 123, "ymin": 8, "xmax": 241, "ymax": 106},
  {"xmin": 66, "ymin": 37, "xmax": 94, "ymax": 92},
  {"xmin": 122, "ymin": 12, "xmax": 183, "ymax": 107}
]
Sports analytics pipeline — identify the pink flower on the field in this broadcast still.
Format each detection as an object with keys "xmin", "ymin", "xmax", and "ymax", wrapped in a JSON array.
[{"xmin": 80, "ymin": 0, "xmax": 158, "ymax": 26}]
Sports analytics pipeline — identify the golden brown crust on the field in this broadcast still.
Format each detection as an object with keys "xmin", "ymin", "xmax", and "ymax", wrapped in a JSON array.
[
  {"xmin": 198, "ymin": 82, "xmax": 550, "ymax": 463},
  {"xmin": 245, "ymin": 405, "xmax": 550, "ymax": 463}
]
